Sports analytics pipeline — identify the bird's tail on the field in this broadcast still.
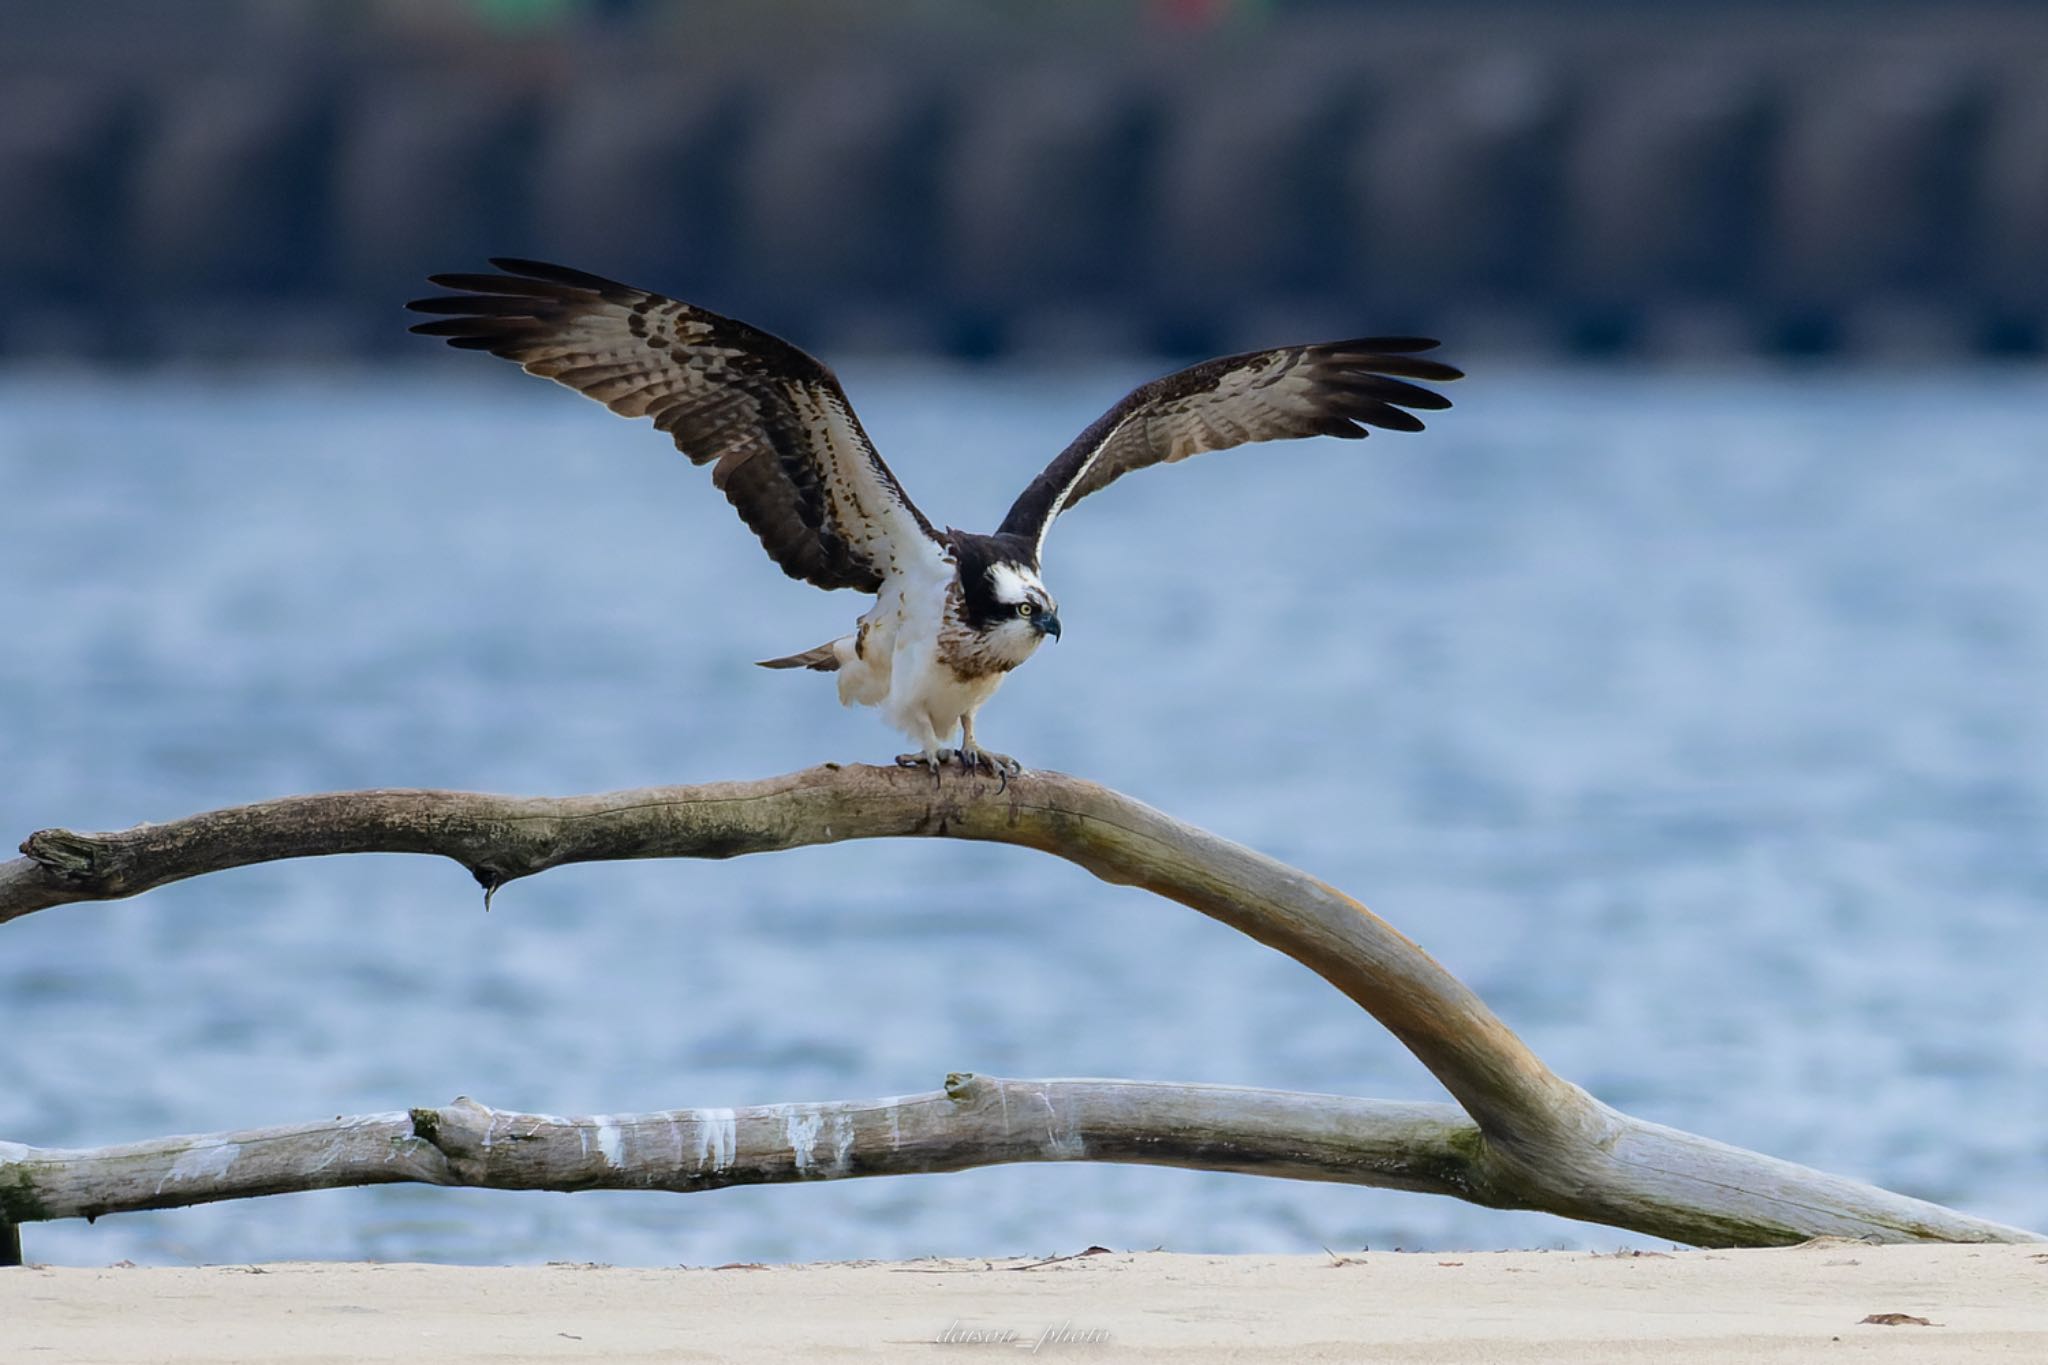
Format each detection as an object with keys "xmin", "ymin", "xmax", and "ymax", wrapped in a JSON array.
[{"xmin": 755, "ymin": 640, "xmax": 843, "ymax": 672}]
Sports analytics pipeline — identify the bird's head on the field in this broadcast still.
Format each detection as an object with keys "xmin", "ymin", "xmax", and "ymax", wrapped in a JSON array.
[
  {"xmin": 951, "ymin": 532, "xmax": 1061, "ymax": 663},
  {"xmin": 985, "ymin": 560, "xmax": 1061, "ymax": 642}
]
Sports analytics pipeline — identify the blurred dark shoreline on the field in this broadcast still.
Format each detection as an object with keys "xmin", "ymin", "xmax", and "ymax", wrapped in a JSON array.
[{"xmin": 5, "ymin": 2, "xmax": 2046, "ymax": 364}]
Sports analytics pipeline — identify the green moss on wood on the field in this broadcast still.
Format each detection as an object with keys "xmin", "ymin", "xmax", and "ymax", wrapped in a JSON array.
[{"xmin": 0, "ymin": 1165, "xmax": 50, "ymax": 1224}]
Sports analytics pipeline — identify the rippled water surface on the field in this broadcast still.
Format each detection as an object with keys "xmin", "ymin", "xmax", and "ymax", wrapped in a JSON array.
[{"xmin": 2, "ymin": 362, "xmax": 2044, "ymax": 1264}]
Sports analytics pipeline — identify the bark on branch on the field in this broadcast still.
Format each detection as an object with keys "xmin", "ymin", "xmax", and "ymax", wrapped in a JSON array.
[{"xmin": 3, "ymin": 764, "xmax": 2038, "ymax": 1248}]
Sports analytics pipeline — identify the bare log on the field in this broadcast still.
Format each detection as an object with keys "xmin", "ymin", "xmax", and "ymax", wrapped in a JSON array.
[
  {"xmin": 0, "ymin": 1077, "xmax": 1485, "ymax": 1223},
  {"xmin": 4, "ymin": 765, "xmax": 2039, "ymax": 1247},
  {"xmin": 1, "ymin": 1076, "xmax": 2031, "ymax": 1247}
]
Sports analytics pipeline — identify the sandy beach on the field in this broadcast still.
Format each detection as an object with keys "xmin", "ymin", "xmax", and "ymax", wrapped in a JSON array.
[{"xmin": 4, "ymin": 1242, "xmax": 2043, "ymax": 1363}]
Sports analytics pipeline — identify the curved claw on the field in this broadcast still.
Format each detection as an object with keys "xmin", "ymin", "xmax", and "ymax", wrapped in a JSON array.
[
  {"xmin": 958, "ymin": 747, "xmax": 1024, "ymax": 793},
  {"xmin": 895, "ymin": 749, "xmax": 954, "ymax": 788}
]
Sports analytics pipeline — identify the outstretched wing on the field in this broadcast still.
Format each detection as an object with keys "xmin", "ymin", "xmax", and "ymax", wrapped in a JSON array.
[
  {"xmin": 409, "ymin": 258, "xmax": 940, "ymax": 593},
  {"xmin": 997, "ymin": 339, "xmax": 1461, "ymax": 561}
]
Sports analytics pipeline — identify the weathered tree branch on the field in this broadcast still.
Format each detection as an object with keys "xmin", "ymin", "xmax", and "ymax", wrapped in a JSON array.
[
  {"xmin": 4, "ymin": 764, "xmax": 2039, "ymax": 1247},
  {"xmin": 1, "ymin": 767, "xmax": 1567, "ymax": 1136},
  {"xmin": 0, "ymin": 1077, "xmax": 1485, "ymax": 1224}
]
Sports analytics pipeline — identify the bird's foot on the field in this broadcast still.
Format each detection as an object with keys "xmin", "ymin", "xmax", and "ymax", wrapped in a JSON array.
[
  {"xmin": 956, "ymin": 746, "xmax": 1023, "ymax": 792},
  {"xmin": 895, "ymin": 749, "xmax": 956, "ymax": 787}
]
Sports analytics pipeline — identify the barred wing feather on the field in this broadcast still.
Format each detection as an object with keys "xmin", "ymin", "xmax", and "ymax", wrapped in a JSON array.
[
  {"xmin": 999, "ymin": 339, "xmax": 1461, "ymax": 559},
  {"xmin": 409, "ymin": 258, "xmax": 939, "ymax": 593}
]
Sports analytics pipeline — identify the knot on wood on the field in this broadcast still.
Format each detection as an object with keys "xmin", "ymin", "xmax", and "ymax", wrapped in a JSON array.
[
  {"xmin": 411, "ymin": 1097, "xmax": 509, "ymax": 1182},
  {"xmin": 21, "ymin": 830, "xmax": 114, "ymax": 883},
  {"xmin": 944, "ymin": 1072, "xmax": 996, "ymax": 1106}
]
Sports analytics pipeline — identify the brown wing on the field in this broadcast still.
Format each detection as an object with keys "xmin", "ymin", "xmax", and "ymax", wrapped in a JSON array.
[
  {"xmin": 409, "ymin": 258, "xmax": 941, "ymax": 593},
  {"xmin": 997, "ymin": 339, "xmax": 1461, "ymax": 561}
]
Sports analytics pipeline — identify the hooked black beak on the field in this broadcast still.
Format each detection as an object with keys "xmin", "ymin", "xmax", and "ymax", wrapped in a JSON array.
[{"xmin": 1038, "ymin": 612, "xmax": 1061, "ymax": 640}]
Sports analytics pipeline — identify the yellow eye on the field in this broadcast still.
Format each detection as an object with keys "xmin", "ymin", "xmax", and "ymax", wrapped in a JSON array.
[{"xmin": 1017, "ymin": 603, "xmax": 1035, "ymax": 617}]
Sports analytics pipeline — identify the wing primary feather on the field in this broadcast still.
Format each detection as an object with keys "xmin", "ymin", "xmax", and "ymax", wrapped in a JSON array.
[
  {"xmin": 1323, "ymin": 335, "xmax": 1444, "ymax": 353},
  {"xmin": 1336, "ymin": 400, "xmax": 1428, "ymax": 432},
  {"xmin": 487, "ymin": 256, "xmax": 639, "ymax": 296},
  {"xmin": 406, "ymin": 294, "xmax": 550, "ymax": 316},
  {"xmin": 424, "ymin": 272, "xmax": 575, "ymax": 298},
  {"xmin": 1336, "ymin": 354, "xmax": 1465, "ymax": 382},
  {"xmin": 408, "ymin": 316, "xmax": 541, "ymax": 338},
  {"xmin": 1324, "ymin": 374, "xmax": 1456, "ymax": 409}
]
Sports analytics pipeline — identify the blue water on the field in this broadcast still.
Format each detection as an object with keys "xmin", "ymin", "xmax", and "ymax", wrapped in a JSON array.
[{"xmin": 1, "ymin": 362, "xmax": 2044, "ymax": 1266}]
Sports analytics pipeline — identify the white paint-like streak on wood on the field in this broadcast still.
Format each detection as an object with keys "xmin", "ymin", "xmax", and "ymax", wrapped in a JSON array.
[
  {"xmin": 785, "ymin": 1108, "xmax": 824, "ymax": 1175},
  {"xmin": 695, "ymin": 1108, "xmax": 737, "ymax": 1175},
  {"xmin": 1036, "ymin": 1085, "xmax": 1086, "ymax": 1159},
  {"xmin": 594, "ymin": 1119, "xmax": 624, "ymax": 1171},
  {"xmin": 155, "ymin": 1142, "xmax": 240, "ymax": 1196},
  {"xmin": 829, "ymin": 1112, "xmax": 856, "ymax": 1176}
]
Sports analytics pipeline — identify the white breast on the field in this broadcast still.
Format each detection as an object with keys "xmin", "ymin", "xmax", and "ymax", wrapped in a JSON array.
[
  {"xmin": 831, "ymin": 536, "xmax": 952, "ymax": 714},
  {"xmin": 877, "ymin": 555, "xmax": 1016, "ymax": 747}
]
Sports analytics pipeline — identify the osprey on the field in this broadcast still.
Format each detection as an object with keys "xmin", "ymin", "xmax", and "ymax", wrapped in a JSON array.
[{"xmin": 409, "ymin": 260, "xmax": 1460, "ymax": 778}]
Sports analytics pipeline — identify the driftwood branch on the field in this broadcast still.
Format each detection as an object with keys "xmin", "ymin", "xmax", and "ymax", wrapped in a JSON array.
[
  {"xmin": 0, "ymin": 1077, "xmax": 1484, "ymax": 1224},
  {"xmin": 3, "ymin": 764, "xmax": 2039, "ymax": 1248}
]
